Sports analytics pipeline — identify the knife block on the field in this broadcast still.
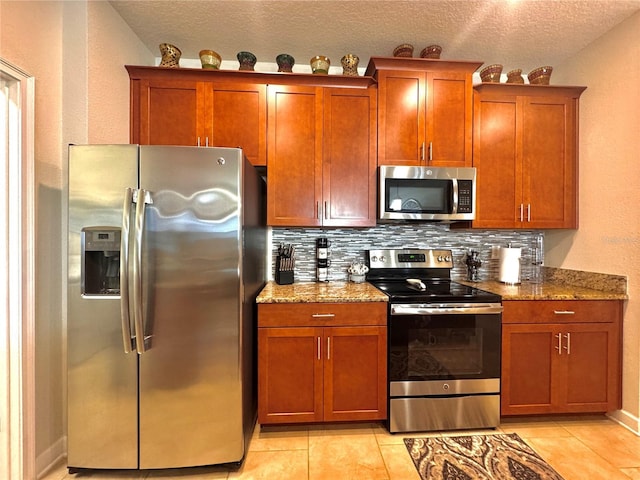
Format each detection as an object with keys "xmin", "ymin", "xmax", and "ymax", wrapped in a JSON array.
[{"xmin": 275, "ymin": 256, "xmax": 294, "ymax": 285}]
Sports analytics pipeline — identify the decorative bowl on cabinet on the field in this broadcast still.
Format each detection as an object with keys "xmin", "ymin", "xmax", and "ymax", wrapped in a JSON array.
[
  {"xmin": 199, "ymin": 49, "xmax": 221, "ymax": 69},
  {"xmin": 237, "ymin": 51, "xmax": 257, "ymax": 71},
  {"xmin": 506, "ymin": 69, "xmax": 524, "ymax": 84},
  {"xmin": 159, "ymin": 43, "xmax": 181, "ymax": 67},
  {"xmin": 276, "ymin": 53, "xmax": 295, "ymax": 72},
  {"xmin": 393, "ymin": 43, "xmax": 414, "ymax": 57},
  {"xmin": 310, "ymin": 55, "xmax": 330, "ymax": 74},
  {"xmin": 420, "ymin": 45, "xmax": 442, "ymax": 59},
  {"xmin": 480, "ymin": 64, "xmax": 503, "ymax": 83},
  {"xmin": 341, "ymin": 54, "xmax": 359, "ymax": 76},
  {"xmin": 528, "ymin": 66, "xmax": 553, "ymax": 85}
]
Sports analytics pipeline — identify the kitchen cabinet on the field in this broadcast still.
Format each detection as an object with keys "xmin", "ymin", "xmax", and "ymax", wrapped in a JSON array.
[
  {"xmin": 127, "ymin": 66, "xmax": 376, "ymax": 221},
  {"xmin": 257, "ymin": 302, "xmax": 387, "ymax": 424},
  {"xmin": 206, "ymin": 82, "xmax": 266, "ymax": 166},
  {"xmin": 365, "ymin": 57, "xmax": 482, "ymax": 167},
  {"xmin": 472, "ymin": 84, "xmax": 586, "ymax": 228},
  {"xmin": 501, "ymin": 300, "xmax": 622, "ymax": 416},
  {"xmin": 266, "ymin": 85, "xmax": 377, "ymax": 226},
  {"xmin": 127, "ymin": 66, "xmax": 266, "ymax": 165},
  {"xmin": 129, "ymin": 77, "xmax": 204, "ymax": 146}
]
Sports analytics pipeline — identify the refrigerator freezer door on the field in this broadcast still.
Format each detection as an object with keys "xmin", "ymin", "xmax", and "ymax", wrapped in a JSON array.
[
  {"xmin": 137, "ymin": 146, "xmax": 246, "ymax": 468},
  {"xmin": 67, "ymin": 145, "xmax": 139, "ymax": 469}
]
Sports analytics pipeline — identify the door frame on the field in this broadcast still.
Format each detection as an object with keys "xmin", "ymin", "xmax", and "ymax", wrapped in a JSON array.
[{"xmin": 1, "ymin": 57, "xmax": 36, "ymax": 480}]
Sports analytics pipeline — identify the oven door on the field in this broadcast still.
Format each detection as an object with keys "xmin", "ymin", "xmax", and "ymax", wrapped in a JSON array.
[
  {"xmin": 389, "ymin": 303, "xmax": 502, "ymax": 388},
  {"xmin": 388, "ymin": 302, "xmax": 503, "ymax": 432}
]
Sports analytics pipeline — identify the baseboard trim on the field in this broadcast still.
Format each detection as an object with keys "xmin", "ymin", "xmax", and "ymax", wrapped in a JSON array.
[
  {"xmin": 36, "ymin": 436, "xmax": 66, "ymax": 479},
  {"xmin": 607, "ymin": 409, "xmax": 640, "ymax": 436}
]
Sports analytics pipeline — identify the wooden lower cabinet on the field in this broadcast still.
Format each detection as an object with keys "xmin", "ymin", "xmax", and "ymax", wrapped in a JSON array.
[
  {"xmin": 501, "ymin": 300, "xmax": 622, "ymax": 415},
  {"xmin": 258, "ymin": 302, "xmax": 387, "ymax": 424}
]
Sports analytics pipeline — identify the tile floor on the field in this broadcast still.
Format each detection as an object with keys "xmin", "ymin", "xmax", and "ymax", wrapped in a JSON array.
[{"xmin": 41, "ymin": 415, "xmax": 640, "ymax": 480}]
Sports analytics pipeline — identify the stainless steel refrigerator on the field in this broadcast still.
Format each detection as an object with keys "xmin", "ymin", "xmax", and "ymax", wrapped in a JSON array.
[{"xmin": 67, "ymin": 145, "xmax": 266, "ymax": 471}]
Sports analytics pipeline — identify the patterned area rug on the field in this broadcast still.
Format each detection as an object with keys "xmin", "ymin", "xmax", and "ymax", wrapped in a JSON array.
[{"xmin": 404, "ymin": 433, "xmax": 565, "ymax": 480}]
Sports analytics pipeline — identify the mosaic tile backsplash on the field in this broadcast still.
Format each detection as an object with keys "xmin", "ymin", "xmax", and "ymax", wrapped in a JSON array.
[{"xmin": 271, "ymin": 224, "xmax": 544, "ymax": 283}]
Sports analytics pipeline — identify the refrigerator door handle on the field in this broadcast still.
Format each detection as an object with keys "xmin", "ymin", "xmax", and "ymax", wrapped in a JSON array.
[
  {"xmin": 120, "ymin": 188, "xmax": 135, "ymax": 353},
  {"xmin": 132, "ymin": 188, "xmax": 153, "ymax": 354}
]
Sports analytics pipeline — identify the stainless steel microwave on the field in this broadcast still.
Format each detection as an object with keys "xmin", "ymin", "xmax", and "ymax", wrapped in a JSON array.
[{"xmin": 378, "ymin": 166, "xmax": 476, "ymax": 222}]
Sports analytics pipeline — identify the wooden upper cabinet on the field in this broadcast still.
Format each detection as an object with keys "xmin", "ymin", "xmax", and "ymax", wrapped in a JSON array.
[
  {"xmin": 207, "ymin": 82, "xmax": 267, "ymax": 166},
  {"xmin": 366, "ymin": 57, "xmax": 481, "ymax": 167},
  {"xmin": 266, "ymin": 85, "xmax": 377, "ymax": 227},
  {"xmin": 127, "ymin": 65, "xmax": 374, "ymax": 169},
  {"xmin": 131, "ymin": 78, "xmax": 205, "ymax": 146},
  {"xmin": 127, "ymin": 66, "xmax": 267, "ymax": 166},
  {"xmin": 266, "ymin": 85, "xmax": 323, "ymax": 226},
  {"xmin": 322, "ymin": 88, "xmax": 377, "ymax": 227},
  {"xmin": 473, "ymin": 84, "xmax": 586, "ymax": 229}
]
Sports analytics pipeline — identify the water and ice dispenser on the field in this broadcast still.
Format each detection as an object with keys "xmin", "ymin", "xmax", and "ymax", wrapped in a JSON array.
[{"xmin": 82, "ymin": 227, "xmax": 121, "ymax": 295}]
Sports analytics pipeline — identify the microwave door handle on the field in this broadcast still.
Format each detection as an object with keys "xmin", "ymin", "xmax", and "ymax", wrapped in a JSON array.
[
  {"xmin": 451, "ymin": 178, "xmax": 459, "ymax": 214},
  {"xmin": 120, "ymin": 187, "xmax": 134, "ymax": 353}
]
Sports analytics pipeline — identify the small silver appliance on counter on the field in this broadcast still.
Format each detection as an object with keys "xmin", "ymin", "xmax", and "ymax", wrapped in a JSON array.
[{"xmin": 67, "ymin": 145, "xmax": 266, "ymax": 471}]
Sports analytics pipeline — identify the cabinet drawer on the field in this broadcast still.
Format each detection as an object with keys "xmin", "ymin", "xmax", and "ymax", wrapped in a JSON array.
[
  {"xmin": 503, "ymin": 300, "xmax": 621, "ymax": 324},
  {"xmin": 258, "ymin": 302, "xmax": 387, "ymax": 327}
]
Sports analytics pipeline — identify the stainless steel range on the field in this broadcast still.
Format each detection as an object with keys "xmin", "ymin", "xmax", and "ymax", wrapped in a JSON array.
[{"xmin": 366, "ymin": 249, "xmax": 503, "ymax": 433}]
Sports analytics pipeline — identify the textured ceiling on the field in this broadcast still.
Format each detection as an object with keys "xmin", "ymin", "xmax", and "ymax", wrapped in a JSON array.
[{"xmin": 109, "ymin": 0, "xmax": 640, "ymax": 74}]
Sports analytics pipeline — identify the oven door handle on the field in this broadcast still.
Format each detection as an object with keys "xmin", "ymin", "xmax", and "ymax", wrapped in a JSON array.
[{"xmin": 391, "ymin": 303, "xmax": 503, "ymax": 315}]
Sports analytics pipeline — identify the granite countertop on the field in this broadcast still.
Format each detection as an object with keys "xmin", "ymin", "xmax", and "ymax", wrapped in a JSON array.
[
  {"xmin": 256, "ymin": 281, "xmax": 389, "ymax": 303},
  {"xmin": 458, "ymin": 279, "xmax": 628, "ymax": 301},
  {"xmin": 256, "ymin": 268, "xmax": 628, "ymax": 303},
  {"xmin": 459, "ymin": 266, "xmax": 627, "ymax": 300}
]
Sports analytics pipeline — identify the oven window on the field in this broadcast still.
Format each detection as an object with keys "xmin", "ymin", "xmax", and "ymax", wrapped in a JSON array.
[
  {"xmin": 385, "ymin": 178, "xmax": 452, "ymax": 213},
  {"xmin": 389, "ymin": 314, "xmax": 501, "ymax": 381}
]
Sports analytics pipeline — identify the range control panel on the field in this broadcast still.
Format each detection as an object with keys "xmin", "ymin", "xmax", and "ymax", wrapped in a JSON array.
[{"xmin": 367, "ymin": 249, "xmax": 454, "ymax": 270}]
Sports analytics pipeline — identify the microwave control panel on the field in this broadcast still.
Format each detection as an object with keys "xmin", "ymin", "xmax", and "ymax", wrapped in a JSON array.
[{"xmin": 457, "ymin": 180, "xmax": 473, "ymax": 213}]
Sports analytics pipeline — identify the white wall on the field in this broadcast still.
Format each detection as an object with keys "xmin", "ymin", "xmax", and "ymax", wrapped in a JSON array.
[
  {"xmin": 547, "ymin": 11, "xmax": 640, "ymax": 430},
  {"xmin": 0, "ymin": 0, "xmax": 153, "ymax": 474}
]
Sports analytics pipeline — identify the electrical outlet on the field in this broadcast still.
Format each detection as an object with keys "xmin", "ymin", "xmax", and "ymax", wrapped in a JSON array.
[{"xmin": 491, "ymin": 245, "xmax": 501, "ymax": 259}]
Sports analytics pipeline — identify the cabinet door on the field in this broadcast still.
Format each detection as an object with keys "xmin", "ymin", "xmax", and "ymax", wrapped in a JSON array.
[
  {"xmin": 208, "ymin": 82, "xmax": 267, "ymax": 166},
  {"xmin": 559, "ymin": 323, "xmax": 620, "ymax": 412},
  {"xmin": 267, "ymin": 85, "xmax": 323, "ymax": 226},
  {"xmin": 501, "ymin": 324, "xmax": 555, "ymax": 415},
  {"xmin": 472, "ymin": 94, "xmax": 521, "ymax": 228},
  {"xmin": 377, "ymin": 70, "xmax": 425, "ymax": 166},
  {"xmin": 323, "ymin": 326, "xmax": 387, "ymax": 421},
  {"xmin": 428, "ymin": 71, "xmax": 473, "ymax": 167},
  {"xmin": 522, "ymin": 96, "xmax": 577, "ymax": 228},
  {"xmin": 322, "ymin": 88, "xmax": 377, "ymax": 227},
  {"xmin": 258, "ymin": 327, "xmax": 323, "ymax": 424},
  {"xmin": 133, "ymin": 79, "xmax": 206, "ymax": 146}
]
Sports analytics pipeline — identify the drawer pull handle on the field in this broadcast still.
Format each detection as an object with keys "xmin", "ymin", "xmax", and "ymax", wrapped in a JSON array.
[
  {"xmin": 554, "ymin": 310, "xmax": 575, "ymax": 315},
  {"xmin": 311, "ymin": 313, "xmax": 335, "ymax": 318}
]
